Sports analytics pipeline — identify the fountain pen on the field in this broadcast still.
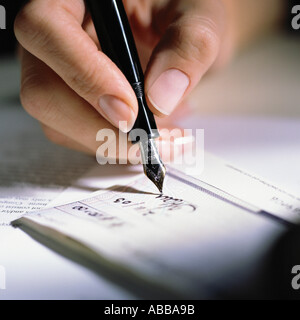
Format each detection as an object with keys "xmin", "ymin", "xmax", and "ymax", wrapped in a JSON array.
[{"xmin": 86, "ymin": 0, "xmax": 166, "ymax": 192}]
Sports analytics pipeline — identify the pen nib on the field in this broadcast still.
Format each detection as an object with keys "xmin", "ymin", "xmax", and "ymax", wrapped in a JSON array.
[{"xmin": 140, "ymin": 139, "xmax": 166, "ymax": 193}]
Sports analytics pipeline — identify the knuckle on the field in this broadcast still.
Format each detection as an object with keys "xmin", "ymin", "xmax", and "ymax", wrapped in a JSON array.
[
  {"xmin": 14, "ymin": 2, "xmax": 44, "ymax": 45},
  {"xmin": 41, "ymin": 126, "xmax": 64, "ymax": 145},
  {"xmin": 14, "ymin": 3, "xmax": 30, "ymax": 31},
  {"xmin": 193, "ymin": 19, "xmax": 220, "ymax": 62},
  {"xmin": 68, "ymin": 55, "xmax": 106, "ymax": 99},
  {"xmin": 14, "ymin": 0, "xmax": 62, "ymax": 49},
  {"xmin": 14, "ymin": 7, "xmax": 30, "ymax": 42},
  {"xmin": 20, "ymin": 75, "xmax": 56, "ymax": 122},
  {"xmin": 20, "ymin": 79, "xmax": 40, "ymax": 118},
  {"xmin": 169, "ymin": 16, "xmax": 220, "ymax": 65},
  {"xmin": 41, "ymin": 126, "xmax": 58, "ymax": 144}
]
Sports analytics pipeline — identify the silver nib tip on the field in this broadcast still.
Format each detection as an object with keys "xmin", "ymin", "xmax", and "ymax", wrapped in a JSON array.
[
  {"xmin": 144, "ymin": 162, "xmax": 166, "ymax": 193},
  {"xmin": 140, "ymin": 139, "xmax": 166, "ymax": 193}
]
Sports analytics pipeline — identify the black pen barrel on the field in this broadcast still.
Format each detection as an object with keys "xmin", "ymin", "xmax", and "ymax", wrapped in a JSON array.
[{"xmin": 86, "ymin": 0, "xmax": 159, "ymax": 141}]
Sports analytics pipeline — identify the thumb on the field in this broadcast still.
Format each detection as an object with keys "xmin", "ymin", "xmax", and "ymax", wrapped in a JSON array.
[{"xmin": 145, "ymin": 0, "xmax": 225, "ymax": 117}]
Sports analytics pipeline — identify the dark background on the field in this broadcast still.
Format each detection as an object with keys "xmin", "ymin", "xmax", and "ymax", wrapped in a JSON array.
[
  {"xmin": 0, "ymin": 0, "xmax": 299, "ymax": 57},
  {"xmin": 0, "ymin": 1, "xmax": 25, "ymax": 56}
]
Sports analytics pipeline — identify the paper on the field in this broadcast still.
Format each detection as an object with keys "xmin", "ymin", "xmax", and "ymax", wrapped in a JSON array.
[
  {"xmin": 14, "ymin": 161, "xmax": 299, "ymax": 297},
  {"xmin": 178, "ymin": 153, "xmax": 300, "ymax": 224},
  {"xmin": 0, "ymin": 107, "xmax": 96, "ymax": 228},
  {"xmin": 3, "ymin": 104, "xmax": 300, "ymax": 297}
]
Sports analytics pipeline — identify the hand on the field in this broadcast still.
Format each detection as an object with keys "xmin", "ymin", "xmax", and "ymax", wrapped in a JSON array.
[{"xmin": 14, "ymin": 0, "xmax": 283, "ymax": 159}]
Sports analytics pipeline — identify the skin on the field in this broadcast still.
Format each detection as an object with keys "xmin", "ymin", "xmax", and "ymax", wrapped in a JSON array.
[{"xmin": 14, "ymin": 0, "xmax": 284, "ymax": 160}]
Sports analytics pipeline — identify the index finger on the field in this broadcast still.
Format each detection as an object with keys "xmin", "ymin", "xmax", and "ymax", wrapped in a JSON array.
[{"xmin": 14, "ymin": 0, "xmax": 138, "ymax": 126}]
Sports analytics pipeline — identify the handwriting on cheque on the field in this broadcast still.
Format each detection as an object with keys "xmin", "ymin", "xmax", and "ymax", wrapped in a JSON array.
[
  {"xmin": 112, "ymin": 194, "xmax": 197, "ymax": 216},
  {"xmin": 71, "ymin": 194, "xmax": 197, "ymax": 224}
]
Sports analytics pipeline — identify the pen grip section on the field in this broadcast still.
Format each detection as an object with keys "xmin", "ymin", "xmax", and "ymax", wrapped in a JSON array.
[{"xmin": 130, "ymin": 95, "xmax": 160, "ymax": 144}]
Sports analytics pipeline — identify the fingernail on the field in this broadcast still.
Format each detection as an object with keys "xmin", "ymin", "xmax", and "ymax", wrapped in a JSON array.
[
  {"xmin": 99, "ymin": 95, "xmax": 136, "ymax": 133},
  {"xmin": 148, "ymin": 69, "xmax": 190, "ymax": 115}
]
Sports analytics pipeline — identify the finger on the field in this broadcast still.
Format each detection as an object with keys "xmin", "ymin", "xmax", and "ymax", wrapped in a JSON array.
[
  {"xmin": 82, "ymin": 14, "xmax": 100, "ymax": 50},
  {"xmin": 14, "ymin": 0, "xmax": 138, "ymax": 133},
  {"xmin": 20, "ymin": 49, "xmax": 184, "ymax": 163},
  {"xmin": 20, "ymin": 48, "xmax": 122, "ymax": 156},
  {"xmin": 156, "ymin": 101, "xmax": 193, "ymax": 128},
  {"xmin": 145, "ymin": 0, "xmax": 225, "ymax": 117},
  {"xmin": 123, "ymin": 0, "xmax": 153, "ymax": 28},
  {"xmin": 41, "ymin": 124, "xmax": 95, "ymax": 155}
]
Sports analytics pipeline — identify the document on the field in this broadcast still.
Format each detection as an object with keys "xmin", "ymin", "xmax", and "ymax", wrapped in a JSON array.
[
  {"xmin": 13, "ymin": 159, "xmax": 300, "ymax": 298},
  {"xmin": 0, "ymin": 106, "xmax": 96, "ymax": 229},
  {"xmin": 182, "ymin": 154, "xmax": 300, "ymax": 224},
  {"xmin": 2, "ymin": 104, "xmax": 300, "ymax": 298}
]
